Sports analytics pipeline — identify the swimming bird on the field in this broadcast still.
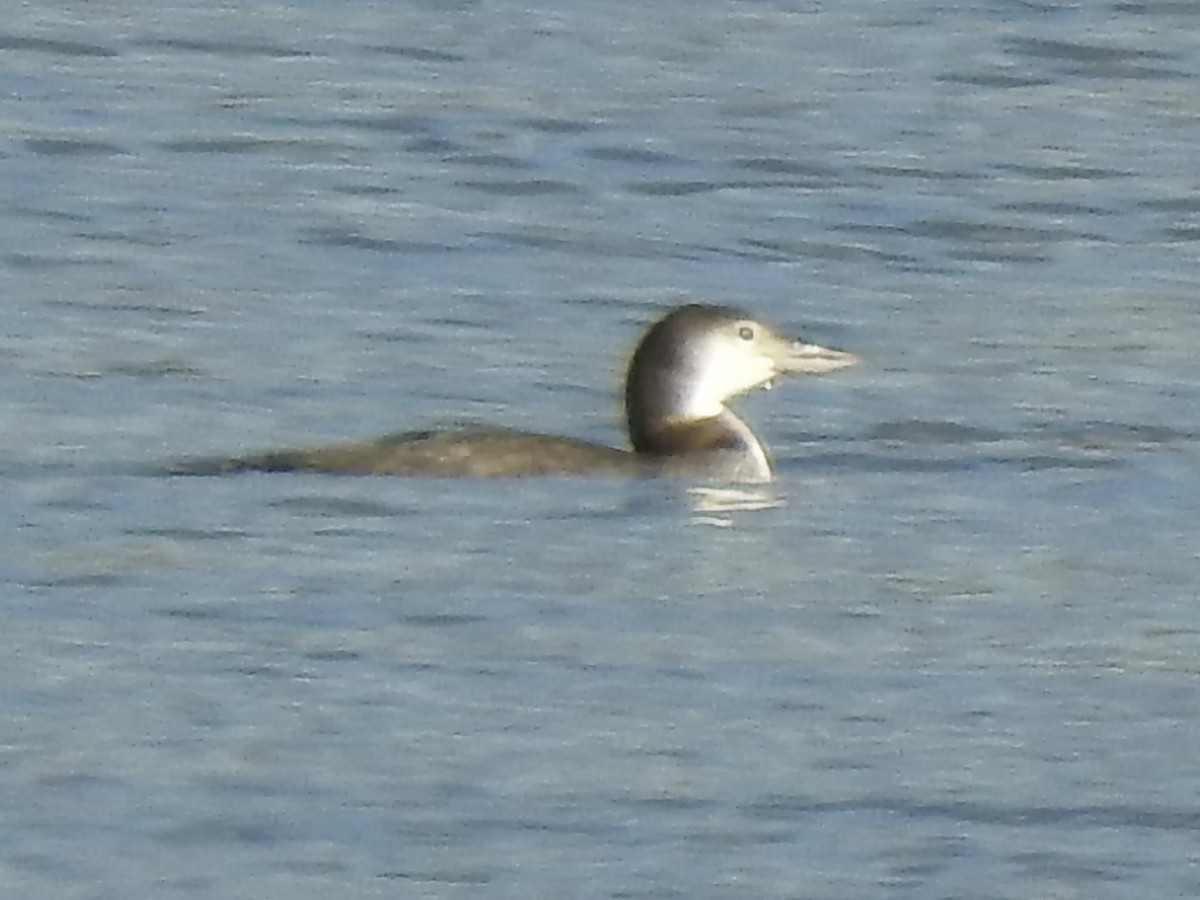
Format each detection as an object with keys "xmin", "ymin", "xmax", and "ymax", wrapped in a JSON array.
[{"xmin": 172, "ymin": 304, "xmax": 857, "ymax": 482}]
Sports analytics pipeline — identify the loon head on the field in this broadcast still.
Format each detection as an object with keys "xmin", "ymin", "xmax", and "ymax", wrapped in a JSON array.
[{"xmin": 624, "ymin": 304, "xmax": 857, "ymax": 463}]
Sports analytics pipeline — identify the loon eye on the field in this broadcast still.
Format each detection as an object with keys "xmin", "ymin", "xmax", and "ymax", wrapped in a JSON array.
[{"xmin": 738, "ymin": 325, "xmax": 755, "ymax": 341}]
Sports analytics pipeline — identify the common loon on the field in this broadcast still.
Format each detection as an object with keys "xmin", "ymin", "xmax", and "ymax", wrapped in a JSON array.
[{"xmin": 173, "ymin": 304, "xmax": 857, "ymax": 482}]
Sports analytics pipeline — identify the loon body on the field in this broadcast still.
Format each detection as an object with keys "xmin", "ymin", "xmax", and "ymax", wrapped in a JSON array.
[{"xmin": 174, "ymin": 304, "xmax": 856, "ymax": 482}]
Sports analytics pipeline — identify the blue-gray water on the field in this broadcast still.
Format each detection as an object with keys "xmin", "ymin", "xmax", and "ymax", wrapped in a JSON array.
[{"xmin": 4, "ymin": 2, "xmax": 1200, "ymax": 897}]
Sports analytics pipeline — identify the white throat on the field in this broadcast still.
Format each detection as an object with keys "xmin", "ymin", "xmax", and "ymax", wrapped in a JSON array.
[
  {"xmin": 678, "ymin": 343, "xmax": 774, "ymax": 418},
  {"xmin": 716, "ymin": 408, "xmax": 772, "ymax": 482}
]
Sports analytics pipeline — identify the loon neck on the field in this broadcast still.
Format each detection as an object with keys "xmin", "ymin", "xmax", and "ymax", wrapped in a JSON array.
[{"xmin": 627, "ymin": 406, "xmax": 773, "ymax": 480}]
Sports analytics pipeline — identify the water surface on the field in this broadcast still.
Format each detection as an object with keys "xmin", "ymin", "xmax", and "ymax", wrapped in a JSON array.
[{"xmin": 3, "ymin": 2, "xmax": 1199, "ymax": 897}]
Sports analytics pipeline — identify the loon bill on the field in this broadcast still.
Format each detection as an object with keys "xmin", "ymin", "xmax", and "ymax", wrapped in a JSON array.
[{"xmin": 171, "ymin": 304, "xmax": 857, "ymax": 482}]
